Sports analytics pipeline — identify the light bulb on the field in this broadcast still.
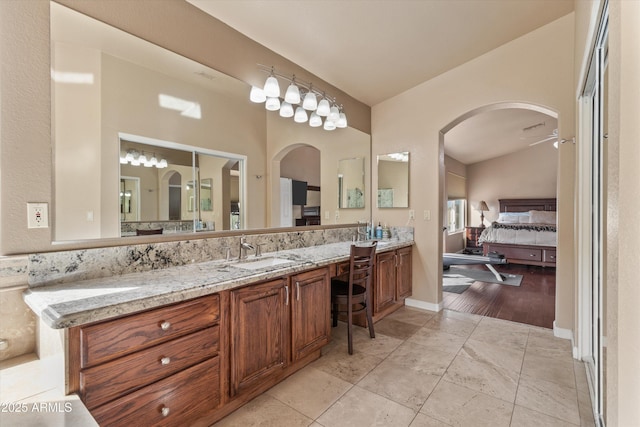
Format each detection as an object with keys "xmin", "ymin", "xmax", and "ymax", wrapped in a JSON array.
[
  {"xmin": 249, "ymin": 86, "xmax": 266, "ymax": 103},
  {"xmin": 265, "ymin": 97, "xmax": 281, "ymax": 111},
  {"xmin": 316, "ymin": 98, "xmax": 330, "ymax": 116},
  {"xmin": 279, "ymin": 102, "xmax": 294, "ymax": 117},
  {"xmin": 328, "ymin": 105, "xmax": 340, "ymax": 121},
  {"xmin": 302, "ymin": 92, "xmax": 317, "ymax": 110},
  {"xmin": 323, "ymin": 119, "xmax": 336, "ymax": 131},
  {"xmin": 337, "ymin": 112, "xmax": 348, "ymax": 128},
  {"xmin": 294, "ymin": 107, "xmax": 308, "ymax": 123},
  {"xmin": 284, "ymin": 83, "xmax": 301, "ymax": 104},
  {"xmin": 263, "ymin": 75, "xmax": 280, "ymax": 98},
  {"xmin": 309, "ymin": 112, "xmax": 322, "ymax": 127}
]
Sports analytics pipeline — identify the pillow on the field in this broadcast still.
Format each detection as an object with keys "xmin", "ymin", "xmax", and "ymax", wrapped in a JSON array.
[
  {"xmin": 497, "ymin": 212, "xmax": 529, "ymax": 224},
  {"xmin": 529, "ymin": 210, "xmax": 557, "ymax": 225}
]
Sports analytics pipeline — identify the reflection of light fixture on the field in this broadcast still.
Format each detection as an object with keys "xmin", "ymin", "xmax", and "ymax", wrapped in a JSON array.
[
  {"xmin": 250, "ymin": 65, "xmax": 347, "ymax": 131},
  {"xmin": 477, "ymin": 200, "xmax": 489, "ymax": 228},
  {"xmin": 388, "ymin": 152, "xmax": 409, "ymax": 162},
  {"xmin": 120, "ymin": 150, "xmax": 168, "ymax": 168}
]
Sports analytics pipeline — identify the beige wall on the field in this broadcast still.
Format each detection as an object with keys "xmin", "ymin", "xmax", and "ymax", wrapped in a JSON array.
[
  {"xmin": 606, "ymin": 1, "xmax": 640, "ymax": 424},
  {"xmin": 466, "ymin": 142, "xmax": 558, "ymax": 227},
  {"xmin": 372, "ymin": 14, "xmax": 575, "ymax": 309},
  {"xmin": 281, "ymin": 146, "xmax": 321, "ymax": 186}
]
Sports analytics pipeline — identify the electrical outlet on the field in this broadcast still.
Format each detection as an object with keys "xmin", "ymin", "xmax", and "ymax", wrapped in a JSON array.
[
  {"xmin": 409, "ymin": 210, "xmax": 415, "ymax": 220},
  {"xmin": 27, "ymin": 203, "xmax": 49, "ymax": 228},
  {"xmin": 335, "ymin": 210, "xmax": 340, "ymax": 220},
  {"xmin": 87, "ymin": 211, "xmax": 94, "ymax": 222},
  {"xmin": 423, "ymin": 210, "xmax": 431, "ymax": 221},
  {"xmin": 325, "ymin": 211, "xmax": 330, "ymax": 220}
]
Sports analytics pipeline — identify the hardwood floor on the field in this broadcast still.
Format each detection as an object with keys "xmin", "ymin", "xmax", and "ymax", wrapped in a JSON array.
[{"xmin": 443, "ymin": 263, "xmax": 556, "ymax": 329}]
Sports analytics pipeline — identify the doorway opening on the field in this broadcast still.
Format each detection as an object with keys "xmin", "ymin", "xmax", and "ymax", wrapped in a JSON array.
[{"xmin": 439, "ymin": 102, "xmax": 560, "ymax": 328}]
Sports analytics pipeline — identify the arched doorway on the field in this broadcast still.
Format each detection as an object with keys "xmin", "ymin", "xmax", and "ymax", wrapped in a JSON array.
[
  {"xmin": 270, "ymin": 144, "xmax": 321, "ymax": 227},
  {"xmin": 439, "ymin": 102, "xmax": 560, "ymax": 328}
]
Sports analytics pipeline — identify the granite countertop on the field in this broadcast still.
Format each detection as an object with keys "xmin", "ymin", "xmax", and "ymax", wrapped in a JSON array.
[{"xmin": 23, "ymin": 239, "xmax": 412, "ymax": 330}]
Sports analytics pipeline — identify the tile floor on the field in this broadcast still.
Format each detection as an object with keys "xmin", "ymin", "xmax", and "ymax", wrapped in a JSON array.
[{"xmin": 214, "ymin": 307, "xmax": 596, "ymax": 427}]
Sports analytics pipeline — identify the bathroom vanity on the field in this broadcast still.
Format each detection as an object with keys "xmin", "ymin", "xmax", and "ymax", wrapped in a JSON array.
[{"xmin": 24, "ymin": 238, "xmax": 412, "ymax": 426}]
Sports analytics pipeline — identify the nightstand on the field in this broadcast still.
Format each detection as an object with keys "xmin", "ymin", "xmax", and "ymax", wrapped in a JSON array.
[{"xmin": 464, "ymin": 226, "xmax": 484, "ymax": 255}]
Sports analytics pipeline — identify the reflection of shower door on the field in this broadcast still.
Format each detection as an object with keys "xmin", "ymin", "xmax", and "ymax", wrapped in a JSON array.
[{"xmin": 169, "ymin": 186, "xmax": 181, "ymax": 220}]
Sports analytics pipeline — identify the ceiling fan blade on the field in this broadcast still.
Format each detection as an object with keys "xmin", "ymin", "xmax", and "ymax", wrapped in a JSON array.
[{"xmin": 528, "ymin": 136, "xmax": 557, "ymax": 146}]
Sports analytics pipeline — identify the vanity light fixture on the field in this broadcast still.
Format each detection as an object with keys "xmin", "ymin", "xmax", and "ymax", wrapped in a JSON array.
[
  {"xmin": 120, "ymin": 150, "xmax": 168, "ymax": 168},
  {"xmin": 250, "ymin": 65, "xmax": 347, "ymax": 131}
]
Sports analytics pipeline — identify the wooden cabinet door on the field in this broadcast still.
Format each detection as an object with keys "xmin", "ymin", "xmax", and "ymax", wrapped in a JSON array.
[
  {"xmin": 230, "ymin": 278, "xmax": 289, "ymax": 397},
  {"xmin": 291, "ymin": 268, "xmax": 330, "ymax": 362},
  {"xmin": 396, "ymin": 247, "xmax": 413, "ymax": 300},
  {"xmin": 375, "ymin": 251, "xmax": 397, "ymax": 313}
]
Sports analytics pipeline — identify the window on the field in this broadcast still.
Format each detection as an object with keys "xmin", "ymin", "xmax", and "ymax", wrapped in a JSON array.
[{"xmin": 447, "ymin": 199, "xmax": 466, "ymax": 234}]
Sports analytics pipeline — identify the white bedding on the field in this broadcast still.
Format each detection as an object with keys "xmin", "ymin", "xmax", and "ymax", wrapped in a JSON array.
[{"xmin": 479, "ymin": 222, "xmax": 557, "ymax": 247}]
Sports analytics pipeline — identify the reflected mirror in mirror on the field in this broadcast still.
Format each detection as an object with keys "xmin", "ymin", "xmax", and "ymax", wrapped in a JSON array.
[
  {"xmin": 377, "ymin": 152, "xmax": 410, "ymax": 208},
  {"xmin": 338, "ymin": 157, "xmax": 365, "ymax": 209},
  {"xmin": 119, "ymin": 136, "xmax": 243, "ymax": 236}
]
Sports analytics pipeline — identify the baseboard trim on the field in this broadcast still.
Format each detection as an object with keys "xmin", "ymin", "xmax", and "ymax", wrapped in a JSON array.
[
  {"xmin": 553, "ymin": 321, "xmax": 578, "ymax": 358},
  {"xmin": 405, "ymin": 298, "xmax": 442, "ymax": 313}
]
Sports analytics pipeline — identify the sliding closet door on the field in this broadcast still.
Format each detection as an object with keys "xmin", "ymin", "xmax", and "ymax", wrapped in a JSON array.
[{"xmin": 579, "ymin": 2, "xmax": 608, "ymax": 425}]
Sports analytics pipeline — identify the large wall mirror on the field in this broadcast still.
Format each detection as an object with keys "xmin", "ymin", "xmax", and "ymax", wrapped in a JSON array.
[
  {"xmin": 377, "ymin": 152, "xmax": 410, "ymax": 208},
  {"xmin": 51, "ymin": 2, "xmax": 371, "ymax": 242}
]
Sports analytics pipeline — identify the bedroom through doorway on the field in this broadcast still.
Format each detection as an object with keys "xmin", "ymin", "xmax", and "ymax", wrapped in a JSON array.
[{"xmin": 440, "ymin": 103, "xmax": 559, "ymax": 329}]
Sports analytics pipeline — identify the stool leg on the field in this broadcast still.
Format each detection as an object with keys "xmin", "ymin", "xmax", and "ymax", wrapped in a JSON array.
[
  {"xmin": 365, "ymin": 300, "xmax": 375, "ymax": 339},
  {"xmin": 347, "ymin": 306, "xmax": 353, "ymax": 355}
]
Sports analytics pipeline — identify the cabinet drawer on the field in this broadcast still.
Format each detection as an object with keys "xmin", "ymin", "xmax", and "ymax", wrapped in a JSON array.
[
  {"xmin": 80, "ymin": 294, "xmax": 219, "ymax": 368},
  {"xmin": 81, "ymin": 326, "xmax": 219, "ymax": 409},
  {"xmin": 91, "ymin": 357, "xmax": 219, "ymax": 427},
  {"xmin": 502, "ymin": 246, "xmax": 542, "ymax": 262},
  {"xmin": 544, "ymin": 250, "xmax": 557, "ymax": 263}
]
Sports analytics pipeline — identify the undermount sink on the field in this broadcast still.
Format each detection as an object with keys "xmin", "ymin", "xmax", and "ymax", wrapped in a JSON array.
[{"xmin": 232, "ymin": 257, "xmax": 295, "ymax": 270}]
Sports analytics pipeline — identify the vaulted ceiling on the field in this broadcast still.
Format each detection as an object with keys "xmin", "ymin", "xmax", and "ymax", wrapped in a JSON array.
[{"xmin": 188, "ymin": 0, "xmax": 573, "ymax": 164}]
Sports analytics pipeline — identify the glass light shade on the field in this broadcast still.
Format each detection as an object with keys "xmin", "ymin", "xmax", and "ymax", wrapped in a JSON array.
[
  {"xmin": 265, "ymin": 97, "xmax": 281, "ymax": 111},
  {"xmin": 328, "ymin": 105, "xmax": 340, "ymax": 121},
  {"xmin": 124, "ymin": 152, "xmax": 134, "ymax": 162},
  {"xmin": 138, "ymin": 154, "xmax": 147, "ymax": 164},
  {"xmin": 309, "ymin": 112, "xmax": 322, "ymax": 127},
  {"xmin": 336, "ymin": 112, "xmax": 348, "ymax": 128},
  {"xmin": 284, "ymin": 83, "xmax": 301, "ymax": 104},
  {"xmin": 249, "ymin": 86, "xmax": 266, "ymax": 103},
  {"xmin": 263, "ymin": 75, "xmax": 280, "ymax": 98},
  {"xmin": 149, "ymin": 156, "xmax": 158, "ymax": 166},
  {"xmin": 294, "ymin": 106, "xmax": 308, "ymax": 123},
  {"xmin": 323, "ymin": 119, "xmax": 336, "ymax": 131},
  {"xmin": 143, "ymin": 160, "xmax": 153, "ymax": 167},
  {"xmin": 302, "ymin": 92, "xmax": 317, "ymax": 110},
  {"xmin": 279, "ymin": 102, "xmax": 294, "ymax": 117},
  {"xmin": 130, "ymin": 158, "xmax": 141, "ymax": 166},
  {"xmin": 157, "ymin": 159, "xmax": 168, "ymax": 168},
  {"xmin": 316, "ymin": 99, "xmax": 331, "ymax": 116},
  {"xmin": 119, "ymin": 157, "xmax": 128, "ymax": 164}
]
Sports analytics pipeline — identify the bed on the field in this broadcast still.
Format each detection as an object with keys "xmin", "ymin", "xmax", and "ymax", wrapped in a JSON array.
[{"xmin": 479, "ymin": 198, "xmax": 557, "ymax": 267}]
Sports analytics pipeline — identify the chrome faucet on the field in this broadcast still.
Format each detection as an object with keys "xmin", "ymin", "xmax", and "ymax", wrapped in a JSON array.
[{"xmin": 239, "ymin": 236, "xmax": 255, "ymax": 260}]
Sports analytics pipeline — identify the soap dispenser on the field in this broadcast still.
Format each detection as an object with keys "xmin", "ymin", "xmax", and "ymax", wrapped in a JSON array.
[{"xmin": 375, "ymin": 222, "xmax": 383, "ymax": 239}]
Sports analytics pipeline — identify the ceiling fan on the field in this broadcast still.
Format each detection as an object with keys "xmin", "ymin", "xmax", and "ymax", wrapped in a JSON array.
[{"xmin": 520, "ymin": 122, "xmax": 558, "ymax": 146}]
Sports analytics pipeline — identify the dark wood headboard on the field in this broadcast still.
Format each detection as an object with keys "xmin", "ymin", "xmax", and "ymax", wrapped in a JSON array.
[{"xmin": 499, "ymin": 198, "xmax": 557, "ymax": 213}]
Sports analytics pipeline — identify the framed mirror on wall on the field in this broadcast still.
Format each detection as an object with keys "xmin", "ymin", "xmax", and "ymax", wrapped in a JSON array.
[{"xmin": 377, "ymin": 152, "xmax": 410, "ymax": 208}]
